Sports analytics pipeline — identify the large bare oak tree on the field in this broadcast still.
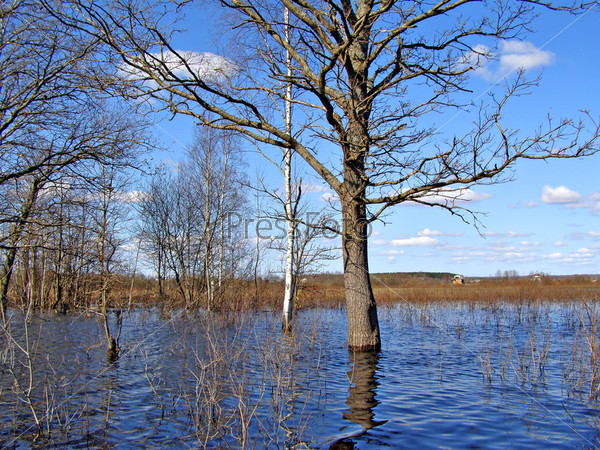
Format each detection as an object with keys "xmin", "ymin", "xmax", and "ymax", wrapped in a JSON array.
[{"xmin": 46, "ymin": 0, "xmax": 600, "ymax": 350}]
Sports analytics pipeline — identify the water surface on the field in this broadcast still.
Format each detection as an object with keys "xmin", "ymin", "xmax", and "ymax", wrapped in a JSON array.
[{"xmin": 1, "ymin": 303, "xmax": 599, "ymax": 448}]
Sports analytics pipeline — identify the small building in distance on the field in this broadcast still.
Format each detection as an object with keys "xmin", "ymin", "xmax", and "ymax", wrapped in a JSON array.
[
  {"xmin": 452, "ymin": 274, "xmax": 465, "ymax": 285},
  {"xmin": 531, "ymin": 273, "xmax": 543, "ymax": 283}
]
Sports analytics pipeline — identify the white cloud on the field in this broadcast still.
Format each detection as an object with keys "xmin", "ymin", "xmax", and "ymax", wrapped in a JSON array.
[
  {"xmin": 320, "ymin": 192, "xmax": 340, "ymax": 203},
  {"xmin": 380, "ymin": 249, "xmax": 405, "ymax": 255},
  {"xmin": 499, "ymin": 40, "xmax": 554, "ymax": 72},
  {"xmin": 484, "ymin": 231, "xmax": 530, "ymax": 238},
  {"xmin": 302, "ymin": 182, "xmax": 328, "ymax": 194},
  {"xmin": 418, "ymin": 228, "xmax": 443, "ymax": 236},
  {"xmin": 390, "ymin": 236, "xmax": 439, "ymax": 247},
  {"xmin": 418, "ymin": 228, "xmax": 463, "ymax": 237},
  {"xmin": 541, "ymin": 185, "xmax": 582, "ymax": 204},
  {"xmin": 116, "ymin": 190, "xmax": 149, "ymax": 203},
  {"xmin": 588, "ymin": 192, "xmax": 600, "ymax": 215},
  {"xmin": 121, "ymin": 242, "xmax": 138, "ymax": 252},
  {"xmin": 567, "ymin": 231, "xmax": 600, "ymax": 241},
  {"xmin": 122, "ymin": 51, "xmax": 236, "ymax": 83},
  {"xmin": 577, "ymin": 247, "xmax": 595, "ymax": 257},
  {"xmin": 408, "ymin": 187, "xmax": 491, "ymax": 206},
  {"xmin": 545, "ymin": 247, "xmax": 596, "ymax": 265},
  {"xmin": 418, "ymin": 228, "xmax": 442, "ymax": 237},
  {"xmin": 468, "ymin": 40, "xmax": 554, "ymax": 81},
  {"xmin": 543, "ymin": 190, "xmax": 600, "ymax": 215}
]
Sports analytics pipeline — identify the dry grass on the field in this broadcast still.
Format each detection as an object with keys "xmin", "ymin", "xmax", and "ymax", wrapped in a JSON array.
[
  {"xmin": 373, "ymin": 281, "xmax": 600, "ymax": 305},
  {"xmin": 7, "ymin": 271, "xmax": 600, "ymax": 313}
]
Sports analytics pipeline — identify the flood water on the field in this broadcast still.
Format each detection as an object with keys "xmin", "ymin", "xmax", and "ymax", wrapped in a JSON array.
[{"xmin": 2, "ymin": 302, "xmax": 600, "ymax": 448}]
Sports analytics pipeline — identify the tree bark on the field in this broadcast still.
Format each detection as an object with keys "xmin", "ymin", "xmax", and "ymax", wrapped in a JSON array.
[
  {"xmin": 342, "ymin": 196, "xmax": 380, "ymax": 352},
  {"xmin": 339, "ymin": 17, "xmax": 380, "ymax": 351}
]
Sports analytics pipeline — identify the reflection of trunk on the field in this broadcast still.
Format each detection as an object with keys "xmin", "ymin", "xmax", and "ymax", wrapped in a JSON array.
[
  {"xmin": 343, "ymin": 351, "xmax": 384, "ymax": 430},
  {"xmin": 0, "ymin": 179, "xmax": 41, "ymax": 322},
  {"xmin": 329, "ymin": 352, "xmax": 386, "ymax": 448},
  {"xmin": 103, "ymin": 308, "xmax": 121, "ymax": 361}
]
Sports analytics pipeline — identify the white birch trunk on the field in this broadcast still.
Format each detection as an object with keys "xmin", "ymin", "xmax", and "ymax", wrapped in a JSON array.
[
  {"xmin": 217, "ymin": 143, "xmax": 229, "ymax": 289},
  {"xmin": 204, "ymin": 135, "xmax": 214, "ymax": 311},
  {"xmin": 282, "ymin": 6, "xmax": 294, "ymax": 331}
]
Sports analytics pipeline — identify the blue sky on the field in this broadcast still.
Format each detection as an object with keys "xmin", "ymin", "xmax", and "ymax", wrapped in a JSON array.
[{"xmin": 149, "ymin": 4, "xmax": 600, "ymax": 278}]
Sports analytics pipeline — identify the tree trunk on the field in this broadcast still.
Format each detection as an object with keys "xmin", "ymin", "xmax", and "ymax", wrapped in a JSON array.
[
  {"xmin": 342, "ymin": 197, "xmax": 380, "ymax": 352},
  {"xmin": 282, "ymin": 145, "xmax": 295, "ymax": 331},
  {"xmin": 0, "ymin": 179, "xmax": 41, "ymax": 321},
  {"xmin": 339, "ymin": 18, "xmax": 380, "ymax": 351},
  {"xmin": 282, "ymin": 5, "xmax": 295, "ymax": 331}
]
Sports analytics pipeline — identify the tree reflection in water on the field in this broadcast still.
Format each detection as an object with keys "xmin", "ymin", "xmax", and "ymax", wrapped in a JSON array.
[{"xmin": 330, "ymin": 351, "xmax": 387, "ymax": 449}]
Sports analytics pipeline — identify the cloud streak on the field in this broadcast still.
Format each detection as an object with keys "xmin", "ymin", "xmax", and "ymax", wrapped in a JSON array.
[
  {"xmin": 390, "ymin": 236, "xmax": 439, "ymax": 247},
  {"xmin": 541, "ymin": 185, "xmax": 582, "ymax": 204},
  {"xmin": 468, "ymin": 40, "xmax": 554, "ymax": 82}
]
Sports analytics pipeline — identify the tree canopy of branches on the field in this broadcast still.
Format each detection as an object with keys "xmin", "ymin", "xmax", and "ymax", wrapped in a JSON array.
[
  {"xmin": 138, "ymin": 126, "xmax": 249, "ymax": 309},
  {"xmin": 0, "ymin": 1, "xmax": 151, "ymax": 318},
  {"xmin": 46, "ymin": 0, "xmax": 600, "ymax": 350}
]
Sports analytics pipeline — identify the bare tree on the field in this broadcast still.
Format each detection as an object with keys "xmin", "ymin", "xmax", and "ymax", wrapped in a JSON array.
[
  {"xmin": 142, "ymin": 168, "xmax": 204, "ymax": 307},
  {"xmin": 48, "ymin": 0, "xmax": 600, "ymax": 350},
  {"xmin": 0, "ymin": 0, "xmax": 106, "ymax": 185},
  {"xmin": 138, "ymin": 126, "xmax": 248, "ymax": 309},
  {"xmin": 138, "ymin": 169, "xmax": 171, "ymax": 301},
  {"xmin": 282, "ymin": 5, "xmax": 296, "ymax": 332},
  {"xmin": 88, "ymin": 163, "xmax": 131, "ymax": 359},
  {"xmin": 0, "ymin": 1, "xmax": 150, "ymax": 318},
  {"xmin": 0, "ymin": 103, "xmax": 147, "ymax": 315},
  {"xmin": 257, "ymin": 174, "xmax": 337, "ymax": 314}
]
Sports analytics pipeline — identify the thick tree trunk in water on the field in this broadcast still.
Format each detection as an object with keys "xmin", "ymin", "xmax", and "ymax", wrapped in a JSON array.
[
  {"xmin": 342, "ymin": 199, "xmax": 381, "ymax": 352},
  {"xmin": 338, "ymin": 20, "xmax": 380, "ymax": 351}
]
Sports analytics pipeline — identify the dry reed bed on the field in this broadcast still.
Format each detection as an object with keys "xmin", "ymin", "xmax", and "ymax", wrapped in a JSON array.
[
  {"xmin": 8, "ymin": 274, "xmax": 599, "ymax": 313},
  {"xmin": 295, "ymin": 281, "xmax": 600, "ymax": 309},
  {"xmin": 373, "ymin": 283, "xmax": 600, "ymax": 305}
]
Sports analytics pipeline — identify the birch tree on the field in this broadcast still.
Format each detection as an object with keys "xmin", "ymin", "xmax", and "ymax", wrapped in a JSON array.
[
  {"xmin": 48, "ymin": 0, "xmax": 600, "ymax": 350},
  {"xmin": 282, "ymin": 5, "xmax": 295, "ymax": 331},
  {"xmin": 138, "ymin": 126, "xmax": 247, "ymax": 308}
]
